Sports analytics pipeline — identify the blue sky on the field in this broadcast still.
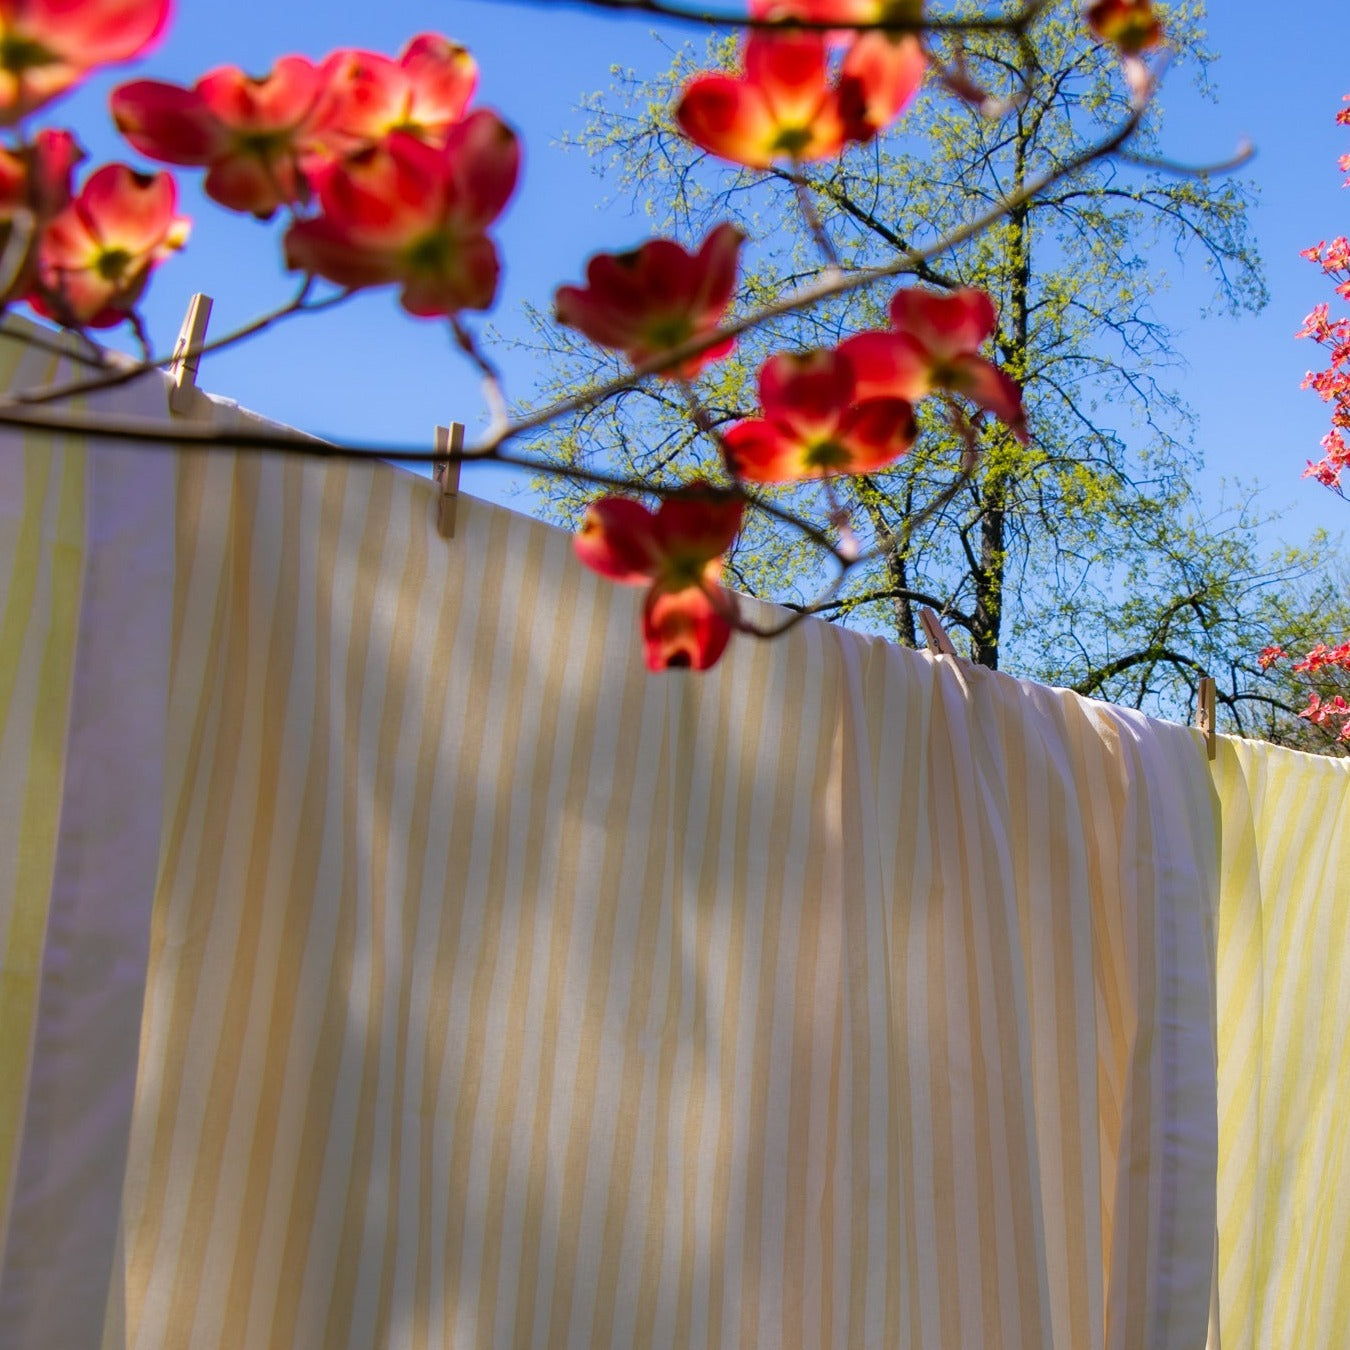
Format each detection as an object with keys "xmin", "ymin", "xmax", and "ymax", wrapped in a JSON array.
[{"xmin": 47, "ymin": 0, "xmax": 1350, "ymax": 549}]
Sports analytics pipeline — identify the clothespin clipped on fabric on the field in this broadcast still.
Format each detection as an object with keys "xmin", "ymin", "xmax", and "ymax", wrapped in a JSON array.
[
  {"xmin": 919, "ymin": 606, "xmax": 959, "ymax": 657},
  {"xmin": 1196, "ymin": 675, "xmax": 1217, "ymax": 760},
  {"xmin": 433, "ymin": 422, "xmax": 464, "ymax": 539},
  {"xmin": 167, "ymin": 292, "xmax": 213, "ymax": 415}
]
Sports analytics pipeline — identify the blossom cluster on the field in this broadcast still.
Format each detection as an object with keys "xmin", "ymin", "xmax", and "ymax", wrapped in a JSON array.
[
  {"xmin": 0, "ymin": 1, "xmax": 520, "ymax": 325},
  {"xmin": 1277, "ymin": 93, "xmax": 1350, "ymax": 738},
  {"xmin": 1258, "ymin": 643, "xmax": 1350, "ymax": 740},
  {"xmin": 0, "ymin": 0, "xmax": 1163, "ymax": 672},
  {"xmin": 1298, "ymin": 100, "xmax": 1350, "ymax": 495},
  {"xmin": 1297, "ymin": 275, "xmax": 1350, "ymax": 491},
  {"xmin": 115, "ymin": 36, "xmax": 520, "ymax": 317}
]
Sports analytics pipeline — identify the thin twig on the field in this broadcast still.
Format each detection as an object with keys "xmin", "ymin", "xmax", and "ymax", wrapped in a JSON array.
[
  {"xmin": 450, "ymin": 315, "xmax": 510, "ymax": 434},
  {"xmin": 791, "ymin": 172, "xmax": 841, "ymax": 270},
  {"xmin": 4, "ymin": 281, "xmax": 346, "ymax": 407},
  {"xmin": 504, "ymin": 0, "xmax": 1055, "ymax": 37}
]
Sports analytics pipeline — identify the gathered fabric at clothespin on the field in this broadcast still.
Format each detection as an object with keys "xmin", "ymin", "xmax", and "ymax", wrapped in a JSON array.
[
  {"xmin": 1196, "ymin": 675, "xmax": 1217, "ymax": 760},
  {"xmin": 167, "ymin": 292, "xmax": 213, "ymax": 415},
  {"xmin": 433, "ymin": 422, "xmax": 464, "ymax": 539},
  {"xmin": 919, "ymin": 606, "xmax": 959, "ymax": 658}
]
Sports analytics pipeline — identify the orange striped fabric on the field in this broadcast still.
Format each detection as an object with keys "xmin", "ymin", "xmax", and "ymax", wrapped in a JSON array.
[{"xmin": 98, "ymin": 439, "xmax": 1217, "ymax": 1348}]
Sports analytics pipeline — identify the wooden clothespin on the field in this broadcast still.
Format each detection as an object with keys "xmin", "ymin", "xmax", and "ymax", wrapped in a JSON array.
[
  {"xmin": 433, "ymin": 422, "xmax": 464, "ymax": 539},
  {"xmin": 1196, "ymin": 675, "xmax": 1217, "ymax": 760},
  {"xmin": 918, "ymin": 606, "xmax": 959, "ymax": 658},
  {"xmin": 167, "ymin": 292, "xmax": 213, "ymax": 415}
]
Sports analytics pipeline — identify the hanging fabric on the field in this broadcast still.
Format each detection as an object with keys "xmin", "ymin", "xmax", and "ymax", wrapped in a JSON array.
[
  {"xmin": 0, "ymin": 317, "xmax": 1338, "ymax": 1348},
  {"xmin": 1209, "ymin": 740, "xmax": 1350, "ymax": 1348}
]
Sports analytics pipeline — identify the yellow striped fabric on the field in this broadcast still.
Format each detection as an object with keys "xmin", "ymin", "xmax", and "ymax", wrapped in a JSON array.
[
  {"xmin": 0, "ymin": 336, "xmax": 83, "ymax": 1257},
  {"xmin": 76, "ymin": 439, "xmax": 1221, "ymax": 1349},
  {"xmin": 1211, "ymin": 739, "xmax": 1350, "ymax": 1349}
]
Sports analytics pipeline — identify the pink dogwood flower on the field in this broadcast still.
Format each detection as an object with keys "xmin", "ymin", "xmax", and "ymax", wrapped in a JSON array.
[{"xmin": 0, "ymin": 0, "xmax": 170, "ymax": 123}]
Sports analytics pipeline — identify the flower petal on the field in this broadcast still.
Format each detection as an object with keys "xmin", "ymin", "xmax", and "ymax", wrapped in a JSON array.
[
  {"xmin": 724, "ymin": 417, "xmax": 808, "ymax": 482},
  {"xmin": 78, "ymin": 163, "xmax": 179, "ymax": 251},
  {"xmin": 196, "ymin": 57, "xmax": 323, "ymax": 133},
  {"xmin": 309, "ymin": 133, "xmax": 445, "ymax": 247},
  {"xmin": 675, "ymin": 73, "xmax": 780, "ymax": 170},
  {"xmin": 743, "ymin": 30, "xmax": 830, "ymax": 127},
  {"xmin": 574, "ymin": 497, "xmax": 661, "ymax": 583},
  {"xmin": 653, "ymin": 487, "xmax": 743, "ymax": 560},
  {"xmin": 26, "ymin": 0, "xmax": 171, "ymax": 67},
  {"xmin": 111, "ymin": 81, "xmax": 225, "ymax": 165},
  {"xmin": 946, "ymin": 353, "xmax": 1028, "ymax": 441},
  {"xmin": 758, "ymin": 347, "xmax": 856, "ymax": 440},
  {"xmin": 835, "ymin": 396, "xmax": 917, "ymax": 470},
  {"xmin": 837, "ymin": 330, "xmax": 930, "ymax": 401},
  {"xmin": 398, "ymin": 233, "xmax": 500, "ymax": 316},
  {"xmin": 838, "ymin": 32, "xmax": 925, "ymax": 142},
  {"xmin": 889, "ymin": 286, "xmax": 996, "ymax": 360},
  {"xmin": 399, "ymin": 33, "xmax": 477, "ymax": 130},
  {"xmin": 283, "ymin": 213, "xmax": 401, "ymax": 289},
  {"xmin": 691, "ymin": 221, "xmax": 744, "ymax": 318},
  {"xmin": 203, "ymin": 151, "xmax": 303, "ymax": 218},
  {"xmin": 442, "ymin": 108, "xmax": 520, "ymax": 230}
]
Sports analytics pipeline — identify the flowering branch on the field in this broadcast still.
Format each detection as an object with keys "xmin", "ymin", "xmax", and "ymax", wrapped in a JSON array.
[{"xmin": 0, "ymin": 0, "xmax": 1224, "ymax": 671}]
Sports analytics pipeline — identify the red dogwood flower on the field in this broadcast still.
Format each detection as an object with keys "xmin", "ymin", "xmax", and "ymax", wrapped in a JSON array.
[
  {"xmin": 574, "ymin": 487, "xmax": 743, "ymax": 671},
  {"xmin": 28, "ymin": 163, "xmax": 188, "ymax": 328},
  {"xmin": 0, "ymin": 125, "xmax": 79, "ymax": 221},
  {"xmin": 724, "ymin": 347, "xmax": 916, "ymax": 482},
  {"xmin": 0, "ymin": 127, "xmax": 80, "ymax": 299},
  {"xmin": 1085, "ymin": 0, "xmax": 1164, "ymax": 54},
  {"xmin": 554, "ymin": 223, "xmax": 743, "ymax": 378},
  {"xmin": 677, "ymin": 32, "xmax": 848, "ymax": 169},
  {"xmin": 283, "ymin": 111, "xmax": 519, "ymax": 317},
  {"xmin": 315, "ymin": 34, "xmax": 477, "ymax": 154},
  {"xmin": 112, "ymin": 57, "xmax": 328, "ymax": 218},
  {"xmin": 840, "ymin": 286, "xmax": 1027, "ymax": 440},
  {"xmin": 0, "ymin": 0, "xmax": 170, "ymax": 124}
]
